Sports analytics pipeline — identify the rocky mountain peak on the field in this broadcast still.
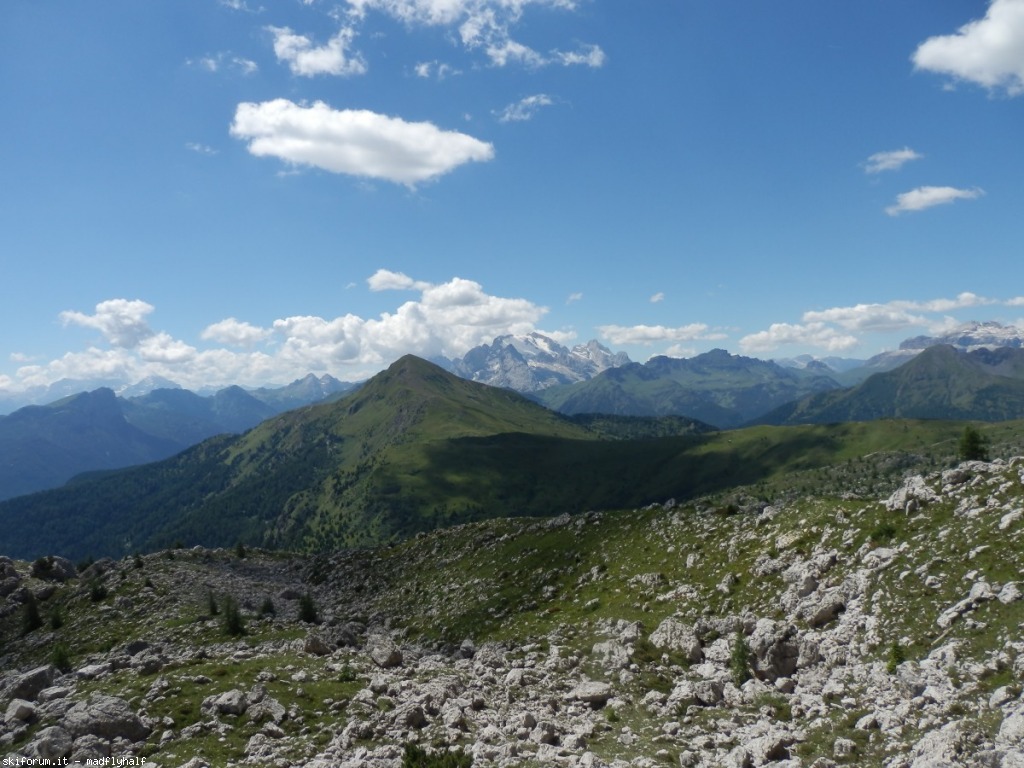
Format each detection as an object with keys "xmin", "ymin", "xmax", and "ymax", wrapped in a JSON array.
[
  {"xmin": 900, "ymin": 320, "xmax": 1024, "ymax": 352},
  {"xmin": 452, "ymin": 333, "xmax": 631, "ymax": 392}
]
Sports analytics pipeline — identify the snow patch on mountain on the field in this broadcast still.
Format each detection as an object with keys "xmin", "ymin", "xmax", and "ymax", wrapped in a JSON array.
[
  {"xmin": 901, "ymin": 320, "xmax": 1024, "ymax": 352},
  {"xmin": 453, "ymin": 333, "xmax": 631, "ymax": 392}
]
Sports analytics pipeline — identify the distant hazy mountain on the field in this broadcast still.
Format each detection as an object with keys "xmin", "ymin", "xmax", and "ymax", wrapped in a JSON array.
[
  {"xmin": 778, "ymin": 321, "xmax": 1024, "ymax": 386},
  {"xmin": 248, "ymin": 373, "xmax": 353, "ymax": 411},
  {"xmin": 120, "ymin": 387, "xmax": 278, "ymax": 447},
  {"xmin": 0, "ymin": 388, "xmax": 182, "ymax": 501},
  {"xmin": 0, "ymin": 375, "xmax": 356, "ymax": 501},
  {"xmin": 773, "ymin": 354, "xmax": 867, "ymax": 374},
  {"xmin": 451, "ymin": 333, "xmax": 630, "ymax": 392},
  {"xmin": 0, "ymin": 372, "xmax": 354, "ymax": 415},
  {"xmin": 757, "ymin": 344, "xmax": 1024, "ymax": 425},
  {"xmin": 117, "ymin": 375, "xmax": 183, "ymax": 398},
  {"xmin": 532, "ymin": 349, "xmax": 842, "ymax": 428},
  {"xmin": 901, "ymin": 320, "xmax": 1024, "ymax": 351}
]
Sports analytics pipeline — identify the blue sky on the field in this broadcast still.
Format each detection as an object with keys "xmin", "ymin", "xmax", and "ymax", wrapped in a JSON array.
[{"xmin": 1, "ymin": 0, "xmax": 1022, "ymax": 392}]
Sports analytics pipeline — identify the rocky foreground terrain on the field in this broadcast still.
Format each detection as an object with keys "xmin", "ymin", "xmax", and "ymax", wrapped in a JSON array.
[{"xmin": 2, "ymin": 457, "xmax": 1024, "ymax": 767}]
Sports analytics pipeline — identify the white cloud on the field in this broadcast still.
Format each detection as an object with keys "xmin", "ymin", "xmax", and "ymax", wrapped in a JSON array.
[
  {"xmin": 649, "ymin": 292, "xmax": 665, "ymax": 303},
  {"xmin": 911, "ymin": 292, "xmax": 994, "ymax": 313},
  {"xmin": 232, "ymin": 57, "xmax": 259, "ymax": 75},
  {"xmin": 186, "ymin": 142, "xmax": 218, "ymax": 155},
  {"xmin": 598, "ymin": 323, "xmax": 725, "ymax": 347},
  {"xmin": 193, "ymin": 56, "xmax": 221, "ymax": 73},
  {"xmin": 496, "ymin": 94, "xmax": 554, "ymax": 122},
  {"xmin": 12, "ymin": 274, "xmax": 548, "ymax": 392},
  {"xmin": 367, "ymin": 269, "xmax": 431, "ymax": 291},
  {"xmin": 344, "ymin": 0, "xmax": 603, "ymax": 69},
  {"xmin": 1008, "ymin": 297, "xmax": 1024, "ymax": 306},
  {"xmin": 863, "ymin": 147, "xmax": 923, "ymax": 174},
  {"xmin": 554, "ymin": 43, "xmax": 606, "ymax": 68},
  {"xmin": 413, "ymin": 60, "xmax": 459, "ymax": 79},
  {"xmin": 566, "ymin": 292, "xmax": 583, "ymax": 304},
  {"xmin": 739, "ymin": 293, "xmax": 1007, "ymax": 354},
  {"xmin": 802, "ymin": 293, "xmax": 993, "ymax": 333},
  {"xmin": 663, "ymin": 344, "xmax": 696, "ymax": 358},
  {"xmin": 485, "ymin": 39, "xmax": 545, "ymax": 67},
  {"xmin": 913, "ymin": 0, "xmax": 1024, "ymax": 96},
  {"xmin": 59, "ymin": 299, "xmax": 156, "ymax": 348},
  {"xmin": 885, "ymin": 185, "xmax": 984, "ymax": 216},
  {"xmin": 802, "ymin": 304, "xmax": 925, "ymax": 333},
  {"xmin": 189, "ymin": 52, "xmax": 259, "ymax": 75},
  {"xmin": 138, "ymin": 333, "xmax": 198, "ymax": 364},
  {"xmin": 220, "ymin": 0, "xmax": 259, "ymax": 11},
  {"xmin": 230, "ymin": 99, "xmax": 495, "ymax": 186},
  {"xmin": 739, "ymin": 323, "xmax": 859, "ymax": 354},
  {"xmin": 268, "ymin": 25, "xmax": 367, "ymax": 77},
  {"xmin": 201, "ymin": 318, "xmax": 272, "ymax": 347}
]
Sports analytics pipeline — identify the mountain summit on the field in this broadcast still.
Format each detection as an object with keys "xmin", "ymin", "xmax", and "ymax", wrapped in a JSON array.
[
  {"xmin": 0, "ymin": 356, "xmax": 601, "ymax": 559},
  {"xmin": 452, "ymin": 333, "xmax": 630, "ymax": 392},
  {"xmin": 900, "ymin": 320, "xmax": 1024, "ymax": 352}
]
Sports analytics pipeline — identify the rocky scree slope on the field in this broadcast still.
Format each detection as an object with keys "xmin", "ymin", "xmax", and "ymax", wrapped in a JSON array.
[{"xmin": 3, "ymin": 458, "xmax": 1024, "ymax": 766}]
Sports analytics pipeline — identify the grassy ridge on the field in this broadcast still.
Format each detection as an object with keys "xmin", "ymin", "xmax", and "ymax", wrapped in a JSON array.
[{"xmin": 1, "ymin": 354, "xmax": 1021, "ymax": 562}]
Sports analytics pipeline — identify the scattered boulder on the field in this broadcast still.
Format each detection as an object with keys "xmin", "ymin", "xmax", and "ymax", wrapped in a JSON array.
[
  {"xmin": 367, "ymin": 635, "xmax": 403, "ymax": 668},
  {"xmin": 568, "ymin": 681, "xmax": 612, "ymax": 708},
  {"xmin": 62, "ymin": 695, "xmax": 151, "ymax": 742},
  {"xmin": 5, "ymin": 698, "xmax": 36, "ymax": 724},
  {"xmin": 10, "ymin": 665, "xmax": 57, "ymax": 701},
  {"xmin": 649, "ymin": 617, "xmax": 703, "ymax": 664}
]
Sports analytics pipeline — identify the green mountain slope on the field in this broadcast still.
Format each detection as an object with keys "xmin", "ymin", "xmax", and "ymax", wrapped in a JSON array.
[
  {"xmin": 0, "ymin": 380, "xmax": 343, "ymax": 502},
  {"xmin": 0, "ymin": 356, "xmax": 1000, "ymax": 562},
  {"xmin": 758, "ymin": 345, "xmax": 1024, "ymax": 425},
  {"xmin": 0, "ymin": 357, "xmax": 604, "ymax": 559},
  {"xmin": 0, "ymin": 389, "xmax": 182, "ymax": 501},
  {"xmin": 534, "ymin": 349, "xmax": 841, "ymax": 427}
]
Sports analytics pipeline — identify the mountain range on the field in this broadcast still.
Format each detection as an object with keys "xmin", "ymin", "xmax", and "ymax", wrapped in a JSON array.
[
  {"xmin": 3, "ymin": 321, "xmax": 1024, "ymax": 505},
  {"xmin": 0, "ymin": 356, "xmax": 720, "ymax": 560},
  {"xmin": 447, "ymin": 332, "xmax": 631, "ymax": 391},
  {"xmin": 758, "ymin": 344, "xmax": 1024, "ymax": 425},
  {"xmin": 0, "ymin": 374, "xmax": 351, "ymax": 502},
  {"xmin": 530, "ymin": 348, "xmax": 842, "ymax": 428},
  {"xmin": 0, "ymin": 353, "xmax": 1008, "ymax": 562}
]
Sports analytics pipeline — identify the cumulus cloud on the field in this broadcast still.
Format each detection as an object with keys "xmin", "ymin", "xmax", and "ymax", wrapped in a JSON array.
[
  {"xmin": 495, "ymin": 94, "xmax": 553, "ymax": 122},
  {"xmin": 268, "ymin": 25, "xmax": 367, "ymax": 76},
  {"xmin": 59, "ymin": 299, "xmax": 156, "ymax": 348},
  {"xmin": 913, "ymin": 0, "xmax": 1024, "ymax": 96},
  {"xmin": 885, "ymin": 185, "xmax": 984, "ymax": 216},
  {"xmin": 367, "ymin": 269, "xmax": 431, "ymax": 292},
  {"xmin": 864, "ymin": 147, "xmax": 923, "ymax": 174},
  {"xmin": 12, "ymin": 274, "xmax": 549, "ymax": 393},
  {"xmin": 803, "ymin": 294, "xmax": 992, "ymax": 332},
  {"xmin": 598, "ymin": 323, "xmax": 725, "ymax": 347},
  {"xmin": 270, "ymin": 273, "xmax": 547, "ymax": 368},
  {"xmin": 740, "ymin": 293, "xmax": 1005, "ymax": 353},
  {"xmin": 230, "ymin": 99, "xmax": 495, "ymax": 186},
  {"xmin": 138, "ymin": 334, "xmax": 198, "ymax": 364},
  {"xmin": 344, "ymin": 0, "xmax": 604, "ymax": 69},
  {"xmin": 650, "ymin": 292, "xmax": 665, "ymax": 303},
  {"xmin": 739, "ymin": 323, "xmax": 860, "ymax": 354},
  {"xmin": 201, "ymin": 318, "xmax": 272, "ymax": 347}
]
